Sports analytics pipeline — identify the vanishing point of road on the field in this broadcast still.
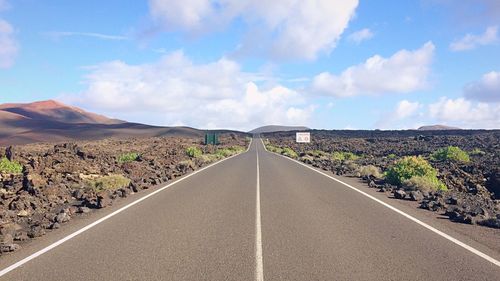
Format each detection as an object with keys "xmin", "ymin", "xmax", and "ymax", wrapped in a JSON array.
[{"xmin": 1, "ymin": 137, "xmax": 499, "ymax": 280}]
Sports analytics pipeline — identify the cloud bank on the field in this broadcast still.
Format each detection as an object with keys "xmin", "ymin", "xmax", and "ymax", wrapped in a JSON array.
[
  {"xmin": 62, "ymin": 51, "xmax": 313, "ymax": 130},
  {"xmin": 43, "ymin": 31, "xmax": 129, "ymax": 41},
  {"xmin": 0, "ymin": 19, "xmax": 17, "ymax": 68},
  {"xmin": 347, "ymin": 28, "xmax": 374, "ymax": 44},
  {"xmin": 384, "ymin": 71, "xmax": 500, "ymax": 129},
  {"xmin": 464, "ymin": 71, "xmax": 500, "ymax": 102},
  {"xmin": 311, "ymin": 42, "xmax": 435, "ymax": 97},
  {"xmin": 450, "ymin": 26, "xmax": 498, "ymax": 51},
  {"xmin": 148, "ymin": 0, "xmax": 359, "ymax": 60}
]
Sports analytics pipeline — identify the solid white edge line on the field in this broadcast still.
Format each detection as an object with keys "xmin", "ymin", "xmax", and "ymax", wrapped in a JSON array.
[
  {"xmin": 0, "ymin": 138, "xmax": 254, "ymax": 278},
  {"xmin": 260, "ymin": 138, "xmax": 500, "ymax": 268},
  {"xmin": 255, "ymin": 146, "xmax": 264, "ymax": 281}
]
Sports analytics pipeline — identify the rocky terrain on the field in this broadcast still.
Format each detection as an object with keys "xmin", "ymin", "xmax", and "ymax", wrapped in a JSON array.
[
  {"xmin": 263, "ymin": 130, "xmax": 500, "ymax": 229},
  {"xmin": 0, "ymin": 133, "xmax": 249, "ymax": 255}
]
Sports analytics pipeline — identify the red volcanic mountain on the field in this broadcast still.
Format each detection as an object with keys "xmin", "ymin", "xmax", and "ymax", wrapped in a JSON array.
[
  {"xmin": 0, "ymin": 100, "xmax": 203, "ymax": 145},
  {"xmin": 0, "ymin": 100, "xmax": 123, "ymax": 125}
]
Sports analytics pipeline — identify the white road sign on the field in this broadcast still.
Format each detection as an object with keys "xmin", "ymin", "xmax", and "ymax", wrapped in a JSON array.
[{"xmin": 296, "ymin": 132, "xmax": 310, "ymax": 143}]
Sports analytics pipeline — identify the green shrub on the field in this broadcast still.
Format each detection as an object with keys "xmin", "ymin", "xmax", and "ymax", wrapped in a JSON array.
[
  {"xmin": 470, "ymin": 148, "xmax": 486, "ymax": 156},
  {"xmin": 331, "ymin": 151, "xmax": 359, "ymax": 161},
  {"xmin": 402, "ymin": 175, "xmax": 447, "ymax": 192},
  {"xmin": 387, "ymin": 153, "xmax": 397, "ymax": 159},
  {"xmin": 185, "ymin": 146, "xmax": 203, "ymax": 158},
  {"xmin": 215, "ymin": 146, "xmax": 245, "ymax": 157},
  {"xmin": 266, "ymin": 145, "xmax": 283, "ymax": 154},
  {"xmin": 432, "ymin": 146, "xmax": 470, "ymax": 163},
  {"xmin": 177, "ymin": 160, "xmax": 195, "ymax": 169},
  {"xmin": 386, "ymin": 156, "xmax": 439, "ymax": 186},
  {"xmin": 358, "ymin": 165, "xmax": 383, "ymax": 179},
  {"xmin": 198, "ymin": 146, "xmax": 245, "ymax": 163},
  {"xmin": 300, "ymin": 155, "xmax": 314, "ymax": 164},
  {"xmin": 307, "ymin": 150, "xmax": 328, "ymax": 157},
  {"xmin": 345, "ymin": 161, "xmax": 359, "ymax": 172},
  {"xmin": 282, "ymin": 147, "xmax": 298, "ymax": 158},
  {"xmin": 198, "ymin": 154, "xmax": 222, "ymax": 163},
  {"xmin": 118, "ymin": 152, "xmax": 139, "ymax": 163},
  {"xmin": 88, "ymin": 175, "xmax": 131, "ymax": 192},
  {"xmin": 0, "ymin": 157, "xmax": 23, "ymax": 174}
]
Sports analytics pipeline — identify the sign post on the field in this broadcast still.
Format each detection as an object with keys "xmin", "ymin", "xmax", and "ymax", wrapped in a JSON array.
[
  {"xmin": 204, "ymin": 132, "xmax": 219, "ymax": 145},
  {"xmin": 296, "ymin": 132, "xmax": 311, "ymax": 143}
]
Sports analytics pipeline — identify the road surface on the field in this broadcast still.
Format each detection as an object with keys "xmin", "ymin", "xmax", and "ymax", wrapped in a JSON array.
[{"xmin": 1, "ymin": 137, "xmax": 499, "ymax": 280}]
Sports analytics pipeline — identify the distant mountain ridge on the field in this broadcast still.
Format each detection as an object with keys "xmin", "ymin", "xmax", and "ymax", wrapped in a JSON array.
[
  {"xmin": 417, "ymin": 125, "xmax": 461, "ymax": 131},
  {"xmin": 249, "ymin": 125, "xmax": 309, "ymax": 134},
  {"xmin": 0, "ymin": 100, "xmax": 207, "ymax": 145}
]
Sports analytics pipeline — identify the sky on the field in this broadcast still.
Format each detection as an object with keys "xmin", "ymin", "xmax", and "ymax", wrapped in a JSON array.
[{"xmin": 0, "ymin": 0, "xmax": 499, "ymax": 131}]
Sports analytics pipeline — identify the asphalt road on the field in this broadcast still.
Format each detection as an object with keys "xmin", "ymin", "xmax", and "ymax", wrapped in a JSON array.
[{"xmin": 1, "ymin": 138, "xmax": 500, "ymax": 280}]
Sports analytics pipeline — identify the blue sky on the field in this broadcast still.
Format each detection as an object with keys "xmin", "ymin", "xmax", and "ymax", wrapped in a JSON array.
[{"xmin": 1, "ymin": 0, "xmax": 499, "ymax": 130}]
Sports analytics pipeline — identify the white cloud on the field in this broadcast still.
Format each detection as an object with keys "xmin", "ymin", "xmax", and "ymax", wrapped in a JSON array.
[
  {"xmin": 311, "ymin": 42, "xmax": 435, "ymax": 97},
  {"xmin": 148, "ymin": 0, "xmax": 359, "ymax": 60},
  {"xmin": 394, "ymin": 100, "xmax": 420, "ymax": 119},
  {"xmin": 450, "ymin": 26, "xmax": 498, "ymax": 51},
  {"xmin": 347, "ymin": 28, "xmax": 374, "ymax": 44},
  {"xmin": 43, "ymin": 31, "xmax": 129, "ymax": 41},
  {"xmin": 375, "ymin": 100, "xmax": 421, "ymax": 129},
  {"xmin": 0, "ymin": 19, "xmax": 17, "ymax": 68},
  {"xmin": 149, "ymin": 0, "xmax": 215, "ymax": 30},
  {"xmin": 428, "ymin": 97, "xmax": 500, "ymax": 128},
  {"xmin": 464, "ymin": 71, "xmax": 500, "ymax": 102},
  {"xmin": 61, "ymin": 51, "xmax": 313, "ymax": 130}
]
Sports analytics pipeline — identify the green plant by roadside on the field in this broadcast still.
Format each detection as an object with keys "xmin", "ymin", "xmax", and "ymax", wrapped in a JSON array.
[
  {"xmin": 178, "ymin": 160, "xmax": 195, "ymax": 169},
  {"xmin": 300, "ymin": 155, "xmax": 314, "ymax": 164},
  {"xmin": 87, "ymin": 175, "xmax": 131, "ymax": 192},
  {"xmin": 198, "ymin": 154, "xmax": 222, "ymax": 163},
  {"xmin": 266, "ymin": 144, "xmax": 283, "ymax": 154},
  {"xmin": 307, "ymin": 150, "xmax": 329, "ymax": 157},
  {"xmin": 432, "ymin": 146, "xmax": 470, "ymax": 163},
  {"xmin": 196, "ymin": 146, "xmax": 245, "ymax": 163},
  {"xmin": 345, "ymin": 161, "xmax": 359, "ymax": 172},
  {"xmin": 387, "ymin": 153, "xmax": 397, "ymax": 159},
  {"xmin": 185, "ymin": 146, "xmax": 203, "ymax": 158},
  {"xmin": 0, "ymin": 157, "xmax": 23, "ymax": 174},
  {"xmin": 215, "ymin": 146, "xmax": 245, "ymax": 158},
  {"xmin": 358, "ymin": 165, "xmax": 383, "ymax": 179},
  {"xmin": 470, "ymin": 148, "xmax": 486, "ymax": 156},
  {"xmin": 282, "ymin": 147, "xmax": 298, "ymax": 158},
  {"xmin": 402, "ymin": 175, "xmax": 447, "ymax": 192},
  {"xmin": 331, "ymin": 151, "xmax": 359, "ymax": 161},
  {"xmin": 118, "ymin": 152, "xmax": 139, "ymax": 163},
  {"xmin": 386, "ymin": 156, "xmax": 443, "ymax": 187}
]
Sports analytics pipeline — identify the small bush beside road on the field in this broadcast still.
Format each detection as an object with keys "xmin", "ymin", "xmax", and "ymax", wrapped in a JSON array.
[
  {"xmin": 186, "ymin": 146, "xmax": 203, "ymax": 158},
  {"xmin": 358, "ymin": 165, "xmax": 383, "ymax": 179},
  {"xmin": 432, "ymin": 146, "xmax": 470, "ymax": 163},
  {"xmin": 402, "ymin": 175, "xmax": 448, "ymax": 192},
  {"xmin": 87, "ymin": 175, "xmax": 131, "ymax": 192},
  {"xmin": 118, "ymin": 152, "xmax": 139, "ymax": 163},
  {"xmin": 0, "ymin": 157, "xmax": 23, "ymax": 174},
  {"xmin": 386, "ymin": 156, "xmax": 446, "ymax": 190},
  {"xmin": 331, "ymin": 151, "xmax": 359, "ymax": 161}
]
